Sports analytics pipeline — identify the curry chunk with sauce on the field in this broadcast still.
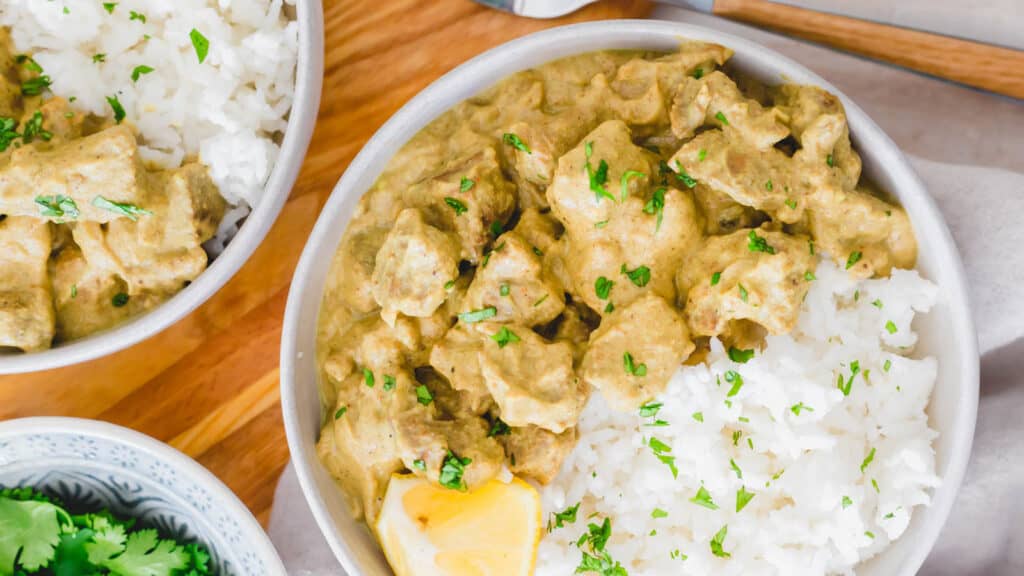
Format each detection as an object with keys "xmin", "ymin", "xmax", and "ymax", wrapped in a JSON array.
[
  {"xmin": 0, "ymin": 36, "xmax": 226, "ymax": 352},
  {"xmin": 316, "ymin": 43, "xmax": 917, "ymax": 525}
]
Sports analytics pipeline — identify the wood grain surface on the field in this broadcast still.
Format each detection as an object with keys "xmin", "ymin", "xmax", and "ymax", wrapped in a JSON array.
[{"xmin": 0, "ymin": 0, "xmax": 653, "ymax": 528}]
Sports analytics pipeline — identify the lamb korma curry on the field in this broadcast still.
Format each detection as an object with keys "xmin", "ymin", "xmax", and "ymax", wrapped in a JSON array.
[
  {"xmin": 0, "ymin": 30, "xmax": 225, "ymax": 352},
  {"xmin": 316, "ymin": 41, "xmax": 916, "ymax": 530}
]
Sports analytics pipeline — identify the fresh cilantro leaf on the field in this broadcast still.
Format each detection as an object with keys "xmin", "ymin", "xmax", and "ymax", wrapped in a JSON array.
[
  {"xmin": 490, "ymin": 326, "xmax": 520, "ymax": 348},
  {"xmin": 735, "ymin": 486, "xmax": 755, "ymax": 512},
  {"xmin": 131, "ymin": 65, "xmax": 155, "ymax": 82},
  {"xmin": 620, "ymin": 264, "xmax": 650, "ymax": 287},
  {"xmin": 459, "ymin": 176, "xmax": 474, "ymax": 192},
  {"xmin": 689, "ymin": 486, "xmax": 718, "ymax": 510},
  {"xmin": 728, "ymin": 347, "xmax": 754, "ymax": 363},
  {"xmin": 439, "ymin": 451, "xmax": 472, "ymax": 491},
  {"xmin": 710, "ymin": 524, "xmax": 731, "ymax": 558},
  {"xmin": 190, "ymin": 29, "xmax": 210, "ymax": 63},
  {"xmin": 99, "ymin": 528, "xmax": 189, "ymax": 575}
]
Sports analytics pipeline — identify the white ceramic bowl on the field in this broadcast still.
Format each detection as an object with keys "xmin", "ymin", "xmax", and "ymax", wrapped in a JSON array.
[
  {"xmin": 281, "ymin": 20, "xmax": 978, "ymax": 576},
  {"xmin": 0, "ymin": 1, "xmax": 324, "ymax": 374},
  {"xmin": 0, "ymin": 417, "xmax": 286, "ymax": 575}
]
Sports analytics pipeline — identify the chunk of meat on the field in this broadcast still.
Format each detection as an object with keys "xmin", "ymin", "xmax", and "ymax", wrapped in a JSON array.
[
  {"xmin": 774, "ymin": 85, "xmax": 861, "ymax": 191},
  {"xmin": 502, "ymin": 111, "xmax": 602, "ymax": 207},
  {"xmin": 429, "ymin": 325, "xmax": 493, "ymax": 415},
  {"xmin": 580, "ymin": 293, "xmax": 694, "ymax": 411},
  {"xmin": 670, "ymin": 71, "xmax": 789, "ymax": 150},
  {"xmin": 513, "ymin": 207, "xmax": 562, "ymax": 256},
  {"xmin": 50, "ymin": 244, "xmax": 144, "ymax": 342},
  {"xmin": 0, "ymin": 125, "xmax": 147, "ymax": 222},
  {"xmin": 477, "ymin": 322, "xmax": 585, "ymax": 433},
  {"xmin": 372, "ymin": 208, "xmax": 460, "ymax": 323},
  {"xmin": 402, "ymin": 146, "xmax": 516, "ymax": 263},
  {"xmin": 670, "ymin": 130, "xmax": 805, "ymax": 223},
  {"xmin": 808, "ymin": 187, "xmax": 917, "ymax": 278},
  {"xmin": 463, "ymin": 230, "xmax": 565, "ymax": 327},
  {"xmin": 693, "ymin": 183, "xmax": 764, "ymax": 235},
  {"xmin": 330, "ymin": 222, "xmax": 390, "ymax": 314},
  {"xmin": 0, "ymin": 217, "xmax": 54, "ymax": 351},
  {"xmin": 676, "ymin": 226, "xmax": 816, "ymax": 336},
  {"xmin": 547, "ymin": 120, "xmax": 702, "ymax": 311},
  {"xmin": 501, "ymin": 425, "xmax": 578, "ymax": 484}
]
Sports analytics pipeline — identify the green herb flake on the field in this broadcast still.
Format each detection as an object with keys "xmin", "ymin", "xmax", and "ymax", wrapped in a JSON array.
[
  {"xmin": 738, "ymin": 283, "xmax": 749, "ymax": 302},
  {"xmin": 715, "ymin": 111, "xmax": 730, "ymax": 126},
  {"xmin": 785, "ymin": 198, "xmax": 797, "ymax": 209},
  {"xmin": 34, "ymin": 195, "xmax": 80, "ymax": 220},
  {"xmin": 129, "ymin": 10, "xmax": 147, "ymax": 23},
  {"xmin": 621, "ymin": 264, "xmax": 651, "ymax": 287},
  {"xmin": 642, "ymin": 187, "xmax": 666, "ymax": 231},
  {"xmin": 884, "ymin": 359, "xmax": 892, "ymax": 372},
  {"xmin": 533, "ymin": 294, "xmax": 549, "ymax": 307},
  {"xmin": 872, "ymin": 299, "xmax": 884, "ymax": 309},
  {"xmin": 459, "ymin": 176, "xmax": 475, "ymax": 192},
  {"xmin": 692, "ymin": 412, "xmax": 704, "ymax": 423},
  {"xmin": 872, "ymin": 478, "xmax": 880, "ymax": 493},
  {"xmin": 710, "ymin": 525, "xmax": 731, "ymax": 558},
  {"xmin": 697, "ymin": 148, "xmax": 707, "ymax": 162},
  {"xmin": 190, "ymin": 28, "xmax": 210, "ymax": 63},
  {"xmin": 860, "ymin": 447, "xmax": 876, "ymax": 473},
  {"xmin": 724, "ymin": 370, "xmax": 744, "ymax": 397},
  {"xmin": 503, "ymin": 132, "xmax": 531, "ymax": 154},
  {"xmin": 623, "ymin": 352, "xmax": 648, "ymax": 377},
  {"xmin": 438, "ymin": 451, "xmax": 472, "ymax": 491},
  {"xmin": 805, "ymin": 271, "xmax": 816, "ymax": 281},
  {"xmin": 70, "ymin": 284, "xmax": 78, "ymax": 299},
  {"xmin": 692, "ymin": 67, "xmax": 704, "ymax": 79},
  {"xmin": 92, "ymin": 196, "xmax": 152, "ymax": 221},
  {"xmin": 690, "ymin": 486, "xmax": 718, "ymax": 510},
  {"xmin": 842, "ymin": 496, "xmax": 853, "ymax": 509},
  {"xmin": 673, "ymin": 160, "xmax": 697, "ymax": 188},
  {"xmin": 383, "ymin": 375, "xmax": 396, "ymax": 391},
  {"xmin": 103, "ymin": 2, "xmax": 117, "ymax": 13},
  {"xmin": 790, "ymin": 402, "xmax": 814, "ymax": 416},
  {"xmin": 93, "ymin": 53, "xmax": 107, "ymax": 63},
  {"xmin": 333, "ymin": 406, "xmax": 347, "ymax": 420},
  {"xmin": 747, "ymin": 230, "xmax": 775, "ymax": 254},
  {"xmin": 735, "ymin": 486, "xmax": 755, "ymax": 512},
  {"xmin": 550, "ymin": 503, "xmax": 580, "ymax": 530},
  {"xmin": 130, "ymin": 65, "xmax": 155, "ymax": 82},
  {"xmin": 415, "ymin": 385, "xmax": 433, "ymax": 406},
  {"xmin": 584, "ymin": 143, "xmax": 615, "ymax": 203},
  {"xmin": 710, "ymin": 271, "xmax": 721, "ymax": 286},
  {"xmin": 444, "ymin": 279, "xmax": 456, "ymax": 291},
  {"xmin": 490, "ymin": 326, "xmax": 521, "ymax": 348},
  {"xmin": 458, "ymin": 306, "xmax": 497, "ymax": 323},
  {"xmin": 362, "ymin": 368, "xmax": 375, "ymax": 387},
  {"xmin": 106, "ymin": 95, "xmax": 126, "ymax": 124},
  {"xmin": 498, "ymin": 284, "xmax": 510, "ymax": 297},
  {"xmin": 444, "ymin": 196, "xmax": 468, "ymax": 216},
  {"xmin": 827, "ymin": 153, "xmax": 835, "ymax": 167},
  {"xmin": 412, "ymin": 459, "xmax": 426, "ymax": 471},
  {"xmin": 651, "ymin": 508, "xmax": 668, "ymax": 519},
  {"xmin": 885, "ymin": 320, "xmax": 898, "ymax": 334},
  {"xmin": 595, "ymin": 276, "xmax": 614, "ymax": 300},
  {"xmin": 487, "ymin": 418, "xmax": 511, "ymax": 438},
  {"xmin": 728, "ymin": 347, "xmax": 754, "ymax": 364},
  {"xmin": 846, "ymin": 250, "xmax": 863, "ymax": 269},
  {"xmin": 639, "ymin": 401, "xmax": 663, "ymax": 418},
  {"xmin": 21, "ymin": 75, "xmax": 53, "ymax": 96},
  {"xmin": 111, "ymin": 292, "xmax": 129, "ymax": 308},
  {"xmin": 620, "ymin": 170, "xmax": 646, "ymax": 201},
  {"xmin": 730, "ymin": 458, "xmax": 742, "ymax": 479}
]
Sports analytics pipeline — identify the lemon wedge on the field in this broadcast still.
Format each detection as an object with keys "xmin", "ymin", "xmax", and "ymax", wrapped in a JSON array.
[{"xmin": 375, "ymin": 474, "xmax": 541, "ymax": 576}]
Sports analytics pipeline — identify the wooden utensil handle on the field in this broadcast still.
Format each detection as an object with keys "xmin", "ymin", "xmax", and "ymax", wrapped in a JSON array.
[{"xmin": 713, "ymin": 0, "xmax": 1024, "ymax": 100}]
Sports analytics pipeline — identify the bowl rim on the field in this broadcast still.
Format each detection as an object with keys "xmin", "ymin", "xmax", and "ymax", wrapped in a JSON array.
[
  {"xmin": 0, "ymin": 416, "xmax": 286, "ymax": 574},
  {"xmin": 280, "ymin": 18, "xmax": 979, "ymax": 576},
  {"xmin": 0, "ymin": 0, "xmax": 326, "ymax": 374}
]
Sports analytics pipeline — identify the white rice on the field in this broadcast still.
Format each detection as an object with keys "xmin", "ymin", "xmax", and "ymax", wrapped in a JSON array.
[
  {"xmin": 538, "ymin": 259, "xmax": 940, "ymax": 575},
  {"xmin": 0, "ymin": 0, "xmax": 299, "ymax": 252}
]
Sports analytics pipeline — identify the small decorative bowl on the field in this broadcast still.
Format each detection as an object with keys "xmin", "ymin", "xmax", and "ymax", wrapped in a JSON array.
[{"xmin": 0, "ymin": 417, "xmax": 286, "ymax": 576}]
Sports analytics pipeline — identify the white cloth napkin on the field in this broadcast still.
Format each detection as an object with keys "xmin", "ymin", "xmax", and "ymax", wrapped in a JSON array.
[{"xmin": 268, "ymin": 7, "xmax": 1024, "ymax": 575}]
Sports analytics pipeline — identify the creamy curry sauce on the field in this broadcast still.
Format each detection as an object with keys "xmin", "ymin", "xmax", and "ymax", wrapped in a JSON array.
[
  {"xmin": 316, "ymin": 43, "xmax": 916, "ymax": 524},
  {"xmin": 0, "ymin": 29, "xmax": 225, "ymax": 352}
]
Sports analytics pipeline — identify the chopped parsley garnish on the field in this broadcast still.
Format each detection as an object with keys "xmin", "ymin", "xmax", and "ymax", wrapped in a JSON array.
[
  {"xmin": 129, "ymin": 10, "xmax": 147, "ymax": 23},
  {"xmin": 532, "ymin": 246, "xmax": 542, "ymax": 256},
  {"xmin": 458, "ymin": 306, "xmax": 496, "ymax": 323},
  {"xmin": 70, "ymin": 284, "xmax": 78, "ymax": 298},
  {"xmin": 362, "ymin": 368, "xmax": 375, "ymax": 387},
  {"xmin": 103, "ymin": 2, "xmax": 117, "ymax": 13},
  {"xmin": 21, "ymin": 75, "xmax": 52, "ymax": 96},
  {"xmin": 805, "ymin": 271, "xmax": 816, "ymax": 281},
  {"xmin": 0, "ymin": 117, "xmax": 20, "ymax": 151},
  {"xmin": 595, "ymin": 276, "xmax": 614, "ymax": 300},
  {"xmin": 714, "ymin": 111, "xmax": 729, "ymax": 126},
  {"xmin": 638, "ymin": 401, "xmax": 662, "ymax": 418},
  {"xmin": 846, "ymin": 250, "xmax": 863, "ymax": 269},
  {"xmin": 112, "ymin": 292, "xmax": 130, "ymax": 307},
  {"xmin": 490, "ymin": 220, "xmax": 504, "ymax": 237},
  {"xmin": 842, "ymin": 496, "xmax": 853, "ymax": 509},
  {"xmin": 872, "ymin": 478, "xmax": 880, "ymax": 493},
  {"xmin": 444, "ymin": 279, "xmax": 456, "ymax": 291},
  {"xmin": 620, "ymin": 264, "xmax": 650, "ymax": 287},
  {"xmin": 673, "ymin": 161, "xmax": 697, "ymax": 188},
  {"xmin": 737, "ymin": 283, "xmax": 749, "ymax": 302},
  {"xmin": 499, "ymin": 283, "xmax": 510, "ymax": 297},
  {"xmin": 642, "ymin": 187, "xmax": 666, "ymax": 231},
  {"xmin": 837, "ymin": 360, "xmax": 861, "ymax": 396},
  {"xmin": 106, "ymin": 94, "xmax": 126, "ymax": 124},
  {"xmin": 623, "ymin": 352, "xmax": 647, "ymax": 377},
  {"xmin": 692, "ymin": 67, "xmax": 704, "ymax": 79},
  {"xmin": 860, "ymin": 447, "xmax": 876, "ymax": 473},
  {"xmin": 93, "ymin": 53, "xmax": 107, "ymax": 63},
  {"xmin": 872, "ymin": 299, "xmax": 884, "ymax": 309},
  {"xmin": 747, "ymin": 230, "xmax": 775, "ymax": 254},
  {"xmin": 729, "ymin": 458, "xmax": 742, "ymax": 479},
  {"xmin": 34, "ymin": 195, "xmax": 79, "ymax": 220},
  {"xmin": 865, "ymin": 531, "xmax": 875, "ymax": 539},
  {"xmin": 885, "ymin": 320, "xmax": 898, "ymax": 334},
  {"xmin": 334, "ymin": 406, "xmax": 347, "ymax": 419},
  {"xmin": 710, "ymin": 271, "xmax": 721, "ymax": 286},
  {"xmin": 444, "ymin": 196, "xmax": 468, "ymax": 215},
  {"xmin": 594, "ymin": 219, "xmax": 609, "ymax": 229},
  {"xmin": 92, "ymin": 196, "xmax": 152, "ymax": 221},
  {"xmin": 131, "ymin": 65, "xmax": 155, "ymax": 82},
  {"xmin": 735, "ymin": 486, "xmax": 755, "ymax": 512},
  {"xmin": 190, "ymin": 29, "xmax": 210, "ymax": 63},
  {"xmin": 651, "ymin": 508, "xmax": 668, "ymax": 519},
  {"xmin": 533, "ymin": 294, "xmax": 549, "ymax": 307},
  {"xmin": 690, "ymin": 486, "xmax": 718, "ymax": 510},
  {"xmin": 647, "ymin": 437, "xmax": 678, "ymax": 478},
  {"xmin": 415, "ymin": 385, "xmax": 433, "ymax": 406},
  {"xmin": 620, "ymin": 170, "xmax": 645, "ymax": 200},
  {"xmin": 732, "ymin": 430, "xmax": 742, "ymax": 446},
  {"xmin": 439, "ymin": 451, "xmax": 472, "ymax": 491},
  {"xmin": 785, "ymin": 198, "xmax": 797, "ymax": 209},
  {"xmin": 575, "ymin": 517, "xmax": 626, "ymax": 575},
  {"xmin": 490, "ymin": 326, "xmax": 520, "ymax": 348},
  {"xmin": 764, "ymin": 179, "xmax": 773, "ymax": 191},
  {"xmin": 503, "ymin": 132, "xmax": 531, "ymax": 154},
  {"xmin": 692, "ymin": 412, "xmax": 704, "ymax": 423},
  {"xmin": 550, "ymin": 502, "xmax": 580, "ymax": 530},
  {"xmin": 383, "ymin": 375, "xmax": 396, "ymax": 391},
  {"xmin": 709, "ymin": 525, "xmax": 731, "ymax": 559},
  {"xmin": 487, "ymin": 418, "xmax": 511, "ymax": 437},
  {"xmin": 604, "ymin": 302, "xmax": 614, "ymax": 313},
  {"xmin": 584, "ymin": 141, "xmax": 614, "ymax": 203},
  {"xmin": 790, "ymin": 402, "xmax": 813, "ymax": 415},
  {"xmin": 697, "ymin": 148, "xmax": 707, "ymax": 162},
  {"xmin": 728, "ymin": 347, "xmax": 754, "ymax": 363},
  {"xmin": 412, "ymin": 459, "xmax": 426, "ymax": 471},
  {"xmin": 724, "ymin": 370, "xmax": 744, "ymax": 397},
  {"xmin": 826, "ymin": 153, "xmax": 835, "ymax": 167},
  {"xmin": 883, "ymin": 359, "xmax": 892, "ymax": 372},
  {"xmin": 459, "ymin": 176, "xmax": 475, "ymax": 192}
]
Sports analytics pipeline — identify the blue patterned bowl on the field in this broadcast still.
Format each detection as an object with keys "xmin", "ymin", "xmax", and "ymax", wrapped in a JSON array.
[{"xmin": 0, "ymin": 417, "xmax": 285, "ymax": 576}]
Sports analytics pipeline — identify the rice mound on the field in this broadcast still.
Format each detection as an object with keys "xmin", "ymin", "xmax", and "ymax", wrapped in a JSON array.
[
  {"xmin": 538, "ymin": 259, "xmax": 940, "ymax": 575},
  {"xmin": 0, "ymin": 0, "xmax": 299, "ymax": 251}
]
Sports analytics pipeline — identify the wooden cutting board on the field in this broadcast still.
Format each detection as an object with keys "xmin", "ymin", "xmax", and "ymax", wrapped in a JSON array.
[{"xmin": 0, "ymin": 0, "xmax": 653, "ymax": 527}]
